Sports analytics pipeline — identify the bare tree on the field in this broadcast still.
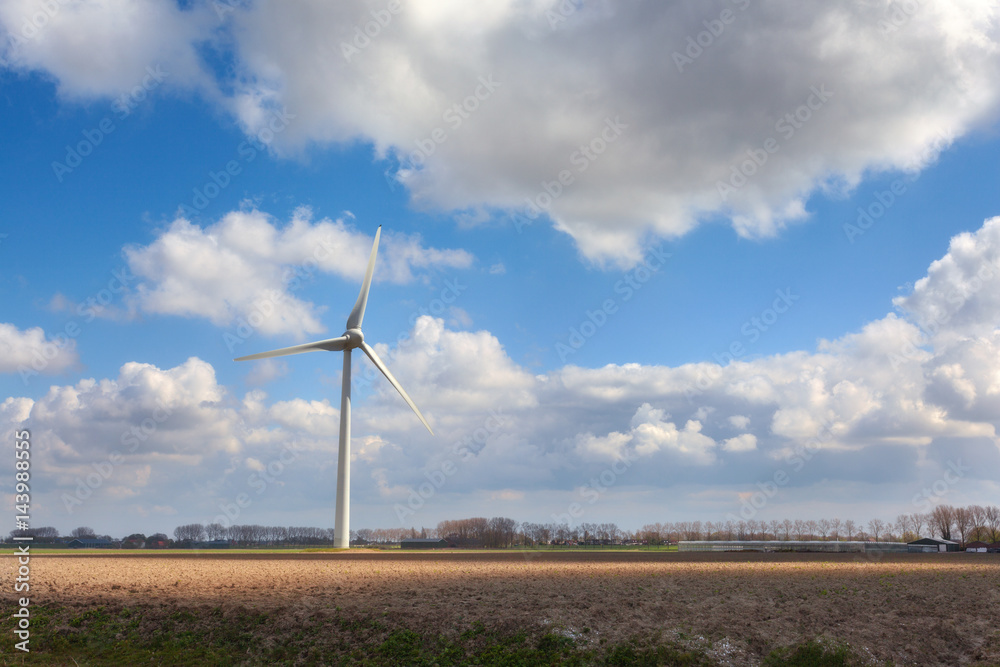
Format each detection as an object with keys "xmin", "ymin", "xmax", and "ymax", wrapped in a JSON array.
[
  {"xmin": 968, "ymin": 506, "xmax": 987, "ymax": 542},
  {"xmin": 984, "ymin": 505, "xmax": 1000, "ymax": 543},
  {"xmin": 866, "ymin": 518, "xmax": 886, "ymax": 542},
  {"xmin": 10, "ymin": 526, "xmax": 59, "ymax": 541},
  {"xmin": 953, "ymin": 506, "xmax": 973, "ymax": 545},
  {"xmin": 204, "ymin": 523, "xmax": 225, "ymax": 541},
  {"xmin": 781, "ymin": 519, "xmax": 792, "ymax": 540},
  {"xmin": 71, "ymin": 526, "xmax": 96, "ymax": 538},
  {"xmin": 173, "ymin": 524, "xmax": 206, "ymax": 543},
  {"xmin": 830, "ymin": 518, "xmax": 842, "ymax": 541},
  {"xmin": 641, "ymin": 523, "xmax": 663, "ymax": 545},
  {"xmin": 930, "ymin": 505, "xmax": 956, "ymax": 541},
  {"xmin": 843, "ymin": 519, "xmax": 856, "ymax": 541},
  {"xmin": 817, "ymin": 519, "xmax": 831, "ymax": 541},
  {"xmin": 722, "ymin": 520, "xmax": 734, "ymax": 541}
]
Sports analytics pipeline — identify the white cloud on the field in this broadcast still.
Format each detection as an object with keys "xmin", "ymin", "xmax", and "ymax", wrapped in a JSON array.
[
  {"xmin": 7, "ymin": 217, "xmax": 1000, "ymax": 532},
  {"xmin": 0, "ymin": 0, "xmax": 214, "ymax": 98},
  {"xmin": 722, "ymin": 433, "xmax": 758, "ymax": 453},
  {"xmin": 244, "ymin": 359, "xmax": 288, "ymax": 386},
  {"xmin": 123, "ymin": 207, "xmax": 473, "ymax": 338},
  {"xmin": 894, "ymin": 216, "xmax": 1000, "ymax": 343},
  {"xmin": 728, "ymin": 415, "xmax": 750, "ymax": 430},
  {"xmin": 224, "ymin": 0, "xmax": 1000, "ymax": 265},
  {"xmin": 6, "ymin": 2, "xmax": 999, "ymax": 265},
  {"xmin": 0, "ymin": 323, "xmax": 78, "ymax": 376}
]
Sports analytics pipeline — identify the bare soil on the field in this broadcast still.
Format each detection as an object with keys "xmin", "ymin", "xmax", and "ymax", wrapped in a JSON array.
[{"xmin": 8, "ymin": 550, "xmax": 1000, "ymax": 665}]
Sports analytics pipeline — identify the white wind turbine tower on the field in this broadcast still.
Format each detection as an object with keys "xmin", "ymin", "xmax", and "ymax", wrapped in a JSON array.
[{"xmin": 235, "ymin": 226, "xmax": 433, "ymax": 549}]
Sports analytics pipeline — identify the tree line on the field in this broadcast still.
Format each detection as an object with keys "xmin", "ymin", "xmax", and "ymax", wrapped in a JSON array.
[
  {"xmin": 638, "ymin": 505, "xmax": 1000, "ymax": 544},
  {"xmin": 8, "ymin": 504, "xmax": 999, "ymax": 547}
]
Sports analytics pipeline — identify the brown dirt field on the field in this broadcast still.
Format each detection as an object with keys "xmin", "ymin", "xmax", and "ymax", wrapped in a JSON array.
[{"xmin": 8, "ymin": 551, "xmax": 1000, "ymax": 665}]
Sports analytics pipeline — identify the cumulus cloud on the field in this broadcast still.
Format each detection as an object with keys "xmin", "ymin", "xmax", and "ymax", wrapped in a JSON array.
[
  {"xmin": 244, "ymin": 359, "xmax": 289, "ymax": 386},
  {"xmin": 7, "ymin": 217, "xmax": 1000, "ymax": 530},
  {"xmin": 5, "ymin": 1, "xmax": 999, "ymax": 265},
  {"xmin": 723, "ymin": 433, "xmax": 758, "ymax": 452},
  {"xmin": 0, "ymin": 0, "xmax": 214, "ymax": 98},
  {"xmin": 221, "ymin": 1, "xmax": 1000, "ymax": 264},
  {"xmin": 360, "ymin": 219, "xmax": 1000, "ymax": 500},
  {"xmin": 123, "ymin": 207, "xmax": 473, "ymax": 338},
  {"xmin": 894, "ymin": 216, "xmax": 1000, "ymax": 342},
  {"xmin": 0, "ymin": 323, "xmax": 78, "ymax": 376}
]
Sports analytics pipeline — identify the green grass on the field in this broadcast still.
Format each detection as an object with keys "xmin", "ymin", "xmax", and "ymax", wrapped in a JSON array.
[
  {"xmin": 0, "ymin": 603, "xmax": 876, "ymax": 666},
  {"xmin": 762, "ymin": 640, "xmax": 855, "ymax": 666}
]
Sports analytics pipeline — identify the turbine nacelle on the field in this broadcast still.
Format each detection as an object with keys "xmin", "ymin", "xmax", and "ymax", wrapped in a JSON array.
[{"xmin": 342, "ymin": 328, "xmax": 364, "ymax": 349}]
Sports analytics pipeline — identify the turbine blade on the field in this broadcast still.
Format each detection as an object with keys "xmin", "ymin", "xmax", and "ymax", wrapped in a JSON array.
[
  {"xmin": 346, "ymin": 226, "xmax": 381, "ymax": 330},
  {"xmin": 360, "ymin": 341, "xmax": 434, "ymax": 435},
  {"xmin": 234, "ymin": 336, "xmax": 348, "ymax": 362}
]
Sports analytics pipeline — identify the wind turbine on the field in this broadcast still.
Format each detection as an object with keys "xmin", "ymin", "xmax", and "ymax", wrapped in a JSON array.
[{"xmin": 235, "ymin": 226, "xmax": 433, "ymax": 548}]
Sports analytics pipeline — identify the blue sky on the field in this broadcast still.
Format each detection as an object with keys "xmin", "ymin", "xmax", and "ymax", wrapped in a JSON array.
[{"xmin": 2, "ymin": 0, "xmax": 1000, "ymax": 539}]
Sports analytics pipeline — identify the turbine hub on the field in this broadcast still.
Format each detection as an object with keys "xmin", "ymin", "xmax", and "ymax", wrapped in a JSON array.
[{"xmin": 343, "ymin": 328, "xmax": 364, "ymax": 349}]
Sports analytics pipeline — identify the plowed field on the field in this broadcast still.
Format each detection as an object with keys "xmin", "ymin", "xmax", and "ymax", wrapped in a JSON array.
[{"xmin": 4, "ymin": 551, "xmax": 999, "ymax": 665}]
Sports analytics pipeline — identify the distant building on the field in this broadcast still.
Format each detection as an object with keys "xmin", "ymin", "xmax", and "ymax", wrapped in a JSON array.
[
  {"xmin": 679, "ymin": 540, "xmax": 909, "ymax": 554},
  {"xmin": 67, "ymin": 538, "xmax": 113, "ymax": 549},
  {"xmin": 907, "ymin": 537, "xmax": 960, "ymax": 552},
  {"xmin": 194, "ymin": 539, "xmax": 231, "ymax": 549},
  {"xmin": 989, "ymin": 543, "xmax": 1000, "ymax": 553},
  {"xmin": 400, "ymin": 538, "xmax": 450, "ymax": 550},
  {"xmin": 965, "ymin": 541, "xmax": 989, "ymax": 553}
]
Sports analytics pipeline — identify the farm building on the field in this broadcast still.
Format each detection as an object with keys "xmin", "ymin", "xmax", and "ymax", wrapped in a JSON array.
[
  {"xmin": 400, "ymin": 538, "xmax": 450, "ymax": 550},
  {"xmin": 990, "ymin": 543, "xmax": 1000, "ymax": 553},
  {"xmin": 678, "ymin": 541, "xmax": 911, "ymax": 553},
  {"xmin": 965, "ymin": 541, "xmax": 990, "ymax": 553},
  {"xmin": 908, "ymin": 537, "xmax": 960, "ymax": 552},
  {"xmin": 194, "ymin": 539, "xmax": 231, "ymax": 549},
  {"xmin": 67, "ymin": 538, "xmax": 113, "ymax": 548}
]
